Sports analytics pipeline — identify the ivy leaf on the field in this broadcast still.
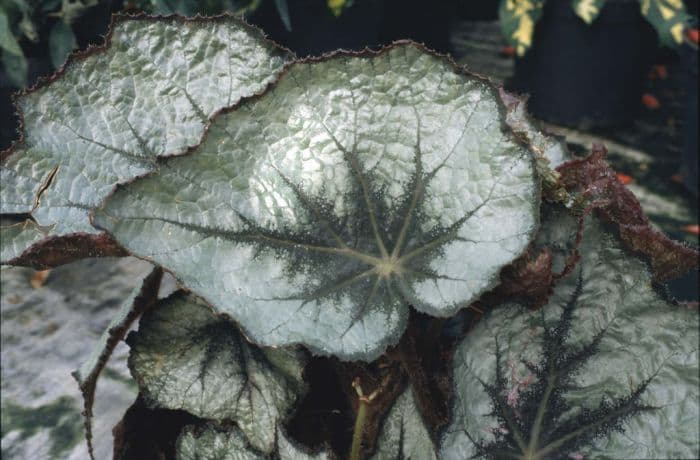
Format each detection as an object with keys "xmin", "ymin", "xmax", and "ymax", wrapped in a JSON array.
[
  {"xmin": 440, "ymin": 214, "xmax": 699, "ymax": 459},
  {"xmin": 176, "ymin": 424, "xmax": 331, "ymax": 460},
  {"xmin": 127, "ymin": 293, "xmax": 307, "ymax": 454},
  {"xmin": 371, "ymin": 388, "xmax": 437, "ymax": 460},
  {"xmin": 499, "ymin": 0, "xmax": 545, "ymax": 56},
  {"xmin": 571, "ymin": 0, "xmax": 607, "ymax": 24},
  {"xmin": 0, "ymin": 15, "xmax": 292, "ymax": 267},
  {"xmin": 94, "ymin": 44, "xmax": 540, "ymax": 360},
  {"xmin": 639, "ymin": 0, "xmax": 691, "ymax": 46}
]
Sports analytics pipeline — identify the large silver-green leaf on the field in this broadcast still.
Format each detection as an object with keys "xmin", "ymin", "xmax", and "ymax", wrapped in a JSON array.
[
  {"xmin": 176, "ymin": 424, "xmax": 331, "ymax": 460},
  {"xmin": 176, "ymin": 424, "xmax": 261, "ymax": 460},
  {"xmin": 95, "ymin": 44, "xmax": 540, "ymax": 360},
  {"xmin": 440, "ymin": 214, "xmax": 699, "ymax": 459},
  {"xmin": 0, "ymin": 15, "xmax": 292, "ymax": 265},
  {"xmin": 371, "ymin": 388, "xmax": 437, "ymax": 460},
  {"xmin": 127, "ymin": 293, "xmax": 307, "ymax": 453}
]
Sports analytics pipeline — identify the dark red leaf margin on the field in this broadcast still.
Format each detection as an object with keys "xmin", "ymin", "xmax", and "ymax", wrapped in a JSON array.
[
  {"xmin": 557, "ymin": 144, "xmax": 699, "ymax": 283},
  {"xmin": 72, "ymin": 266, "xmax": 163, "ymax": 459}
]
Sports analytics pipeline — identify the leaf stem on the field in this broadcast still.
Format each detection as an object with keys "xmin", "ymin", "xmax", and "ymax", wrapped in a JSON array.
[
  {"xmin": 350, "ymin": 397, "xmax": 368, "ymax": 460},
  {"xmin": 350, "ymin": 377, "xmax": 384, "ymax": 460}
]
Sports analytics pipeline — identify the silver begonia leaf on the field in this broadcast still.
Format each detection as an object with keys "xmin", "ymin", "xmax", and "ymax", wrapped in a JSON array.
[
  {"xmin": 127, "ymin": 293, "xmax": 307, "ymax": 454},
  {"xmin": 440, "ymin": 214, "xmax": 699, "ymax": 459},
  {"xmin": 176, "ymin": 425, "xmax": 260, "ymax": 460},
  {"xmin": 95, "ymin": 44, "xmax": 540, "ymax": 360},
  {"xmin": 371, "ymin": 388, "xmax": 437, "ymax": 460},
  {"xmin": 176, "ymin": 424, "xmax": 330, "ymax": 460},
  {"xmin": 0, "ymin": 15, "xmax": 292, "ymax": 264}
]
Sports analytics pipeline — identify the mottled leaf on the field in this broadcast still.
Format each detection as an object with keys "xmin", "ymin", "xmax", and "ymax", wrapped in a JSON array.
[
  {"xmin": 0, "ymin": 15, "xmax": 292, "ymax": 266},
  {"xmin": 640, "ymin": 0, "xmax": 690, "ymax": 46},
  {"xmin": 440, "ymin": 215, "xmax": 699, "ymax": 459},
  {"xmin": 72, "ymin": 266, "xmax": 163, "ymax": 460},
  {"xmin": 371, "ymin": 388, "xmax": 437, "ymax": 460},
  {"xmin": 499, "ymin": 0, "xmax": 545, "ymax": 56},
  {"xmin": 95, "ymin": 44, "xmax": 540, "ymax": 360},
  {"xmin": 571, "ymin": 0, "xmax": 606, "ymax": 24},
  {"xmin": 127, "ymin": 293, "xmax": 307, "ymax": 453}
]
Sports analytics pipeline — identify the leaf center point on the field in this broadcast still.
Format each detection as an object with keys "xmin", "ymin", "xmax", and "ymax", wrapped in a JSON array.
[{"xmin": 374, "ymin": 257, "xmax": 402, "ymax": 278}]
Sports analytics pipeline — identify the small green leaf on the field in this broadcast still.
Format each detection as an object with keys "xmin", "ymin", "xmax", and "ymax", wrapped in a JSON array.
[
  {"xmin": 371, "ymin": 388, "xmax": 437, "ymax": 460},
  {"xmin": 95, "ymin": 44, "xmax": 540, "ymax": 360},
  {"xmin": 571, "ymin": 0, "xmax": 607, "ymax": 24},
  {"xmin": 274, "ymin": 0, "xmax": 292, "ymax": 31},
  {"xmin": 1, "ymin": 48, "xmax": 27, "ymax": 88},
  {"xmin": 440, "ymin": 212, "xmax": 700, "ymax": 459},
  {"xmin": 48, "ymin": 20, "xmax": 76, "ymax": 69},
  {"xmin": 128, "ymin": 293, "xmax": 307, "ymax": 454},
  {"xmin": 0, "ymin": 9, "xmax": 23, "ymax": 56}
]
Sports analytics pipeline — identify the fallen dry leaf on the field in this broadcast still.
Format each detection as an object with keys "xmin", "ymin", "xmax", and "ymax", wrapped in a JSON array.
[
  {"xmin": 615, "ymin": 172, "xmax": 634, "ymax": 185},
  {"xmin": 671, "ymin": 173, "xmax": 684, "ymax": 184},
  {"xmin": 642, "ymin": 93, "xmax": 661, "ymax": 109},
  {"xmin": 500, "ymin": 45, "xmax": 516, "ymax": 57},
  {"xmin": 30, "ymin": 269, "xmax": 51, "ymax": 288},
  {"xmin": 649, "ymin": 65, "xmax": 668, "ymax": 80}
]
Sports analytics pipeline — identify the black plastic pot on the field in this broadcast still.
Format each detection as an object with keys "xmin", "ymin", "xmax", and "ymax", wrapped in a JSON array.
[
  {"xmin": 453, "ymin": 0, "xmax": 500, "ymax": 21},
  {"xmin": 680, "ymin": 39, "xmax": 698, "ymax": 196},
  {"xmin": 379, "ymin": 0, "xmax": 451, "ymax": 53},
  {"xmin": 248, "ymin": 0, "xmax": 385, "ymax": 56},
  {"xmin": 248, "ymin": 0, "xmax": 450, "ymax": 56},
  {"xmin": 508, "ymin": 0, "xmax": 657, "ymax": 127}
]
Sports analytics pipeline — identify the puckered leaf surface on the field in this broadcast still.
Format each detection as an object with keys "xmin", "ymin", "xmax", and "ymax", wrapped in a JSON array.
[
  {"xmin": 127, "ymin": 293, "xmax": 307, "ymax": 453},
  {"xmin": 440, "ymin": 213, "xmax": 699, "ymax": 459},
  {"xmin": 0, "ymin": 15, "xmax": 292, "ymax": 266},
  {"xmin": 95, "ymin": 44, "xmax": 539, "ymax": 360},
  {"xmin": 371, "ymin": 388, "xmax": 437, "ymax": 460},
  {"xmin": 176, "ymin": 424, "xmax": 330, "ymax": 460}
]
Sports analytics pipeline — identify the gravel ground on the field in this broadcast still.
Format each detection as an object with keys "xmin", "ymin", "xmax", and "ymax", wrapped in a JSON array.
[{"xmin": 1, "ymin": 258, "xmax": 151, "ymax": 459}]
